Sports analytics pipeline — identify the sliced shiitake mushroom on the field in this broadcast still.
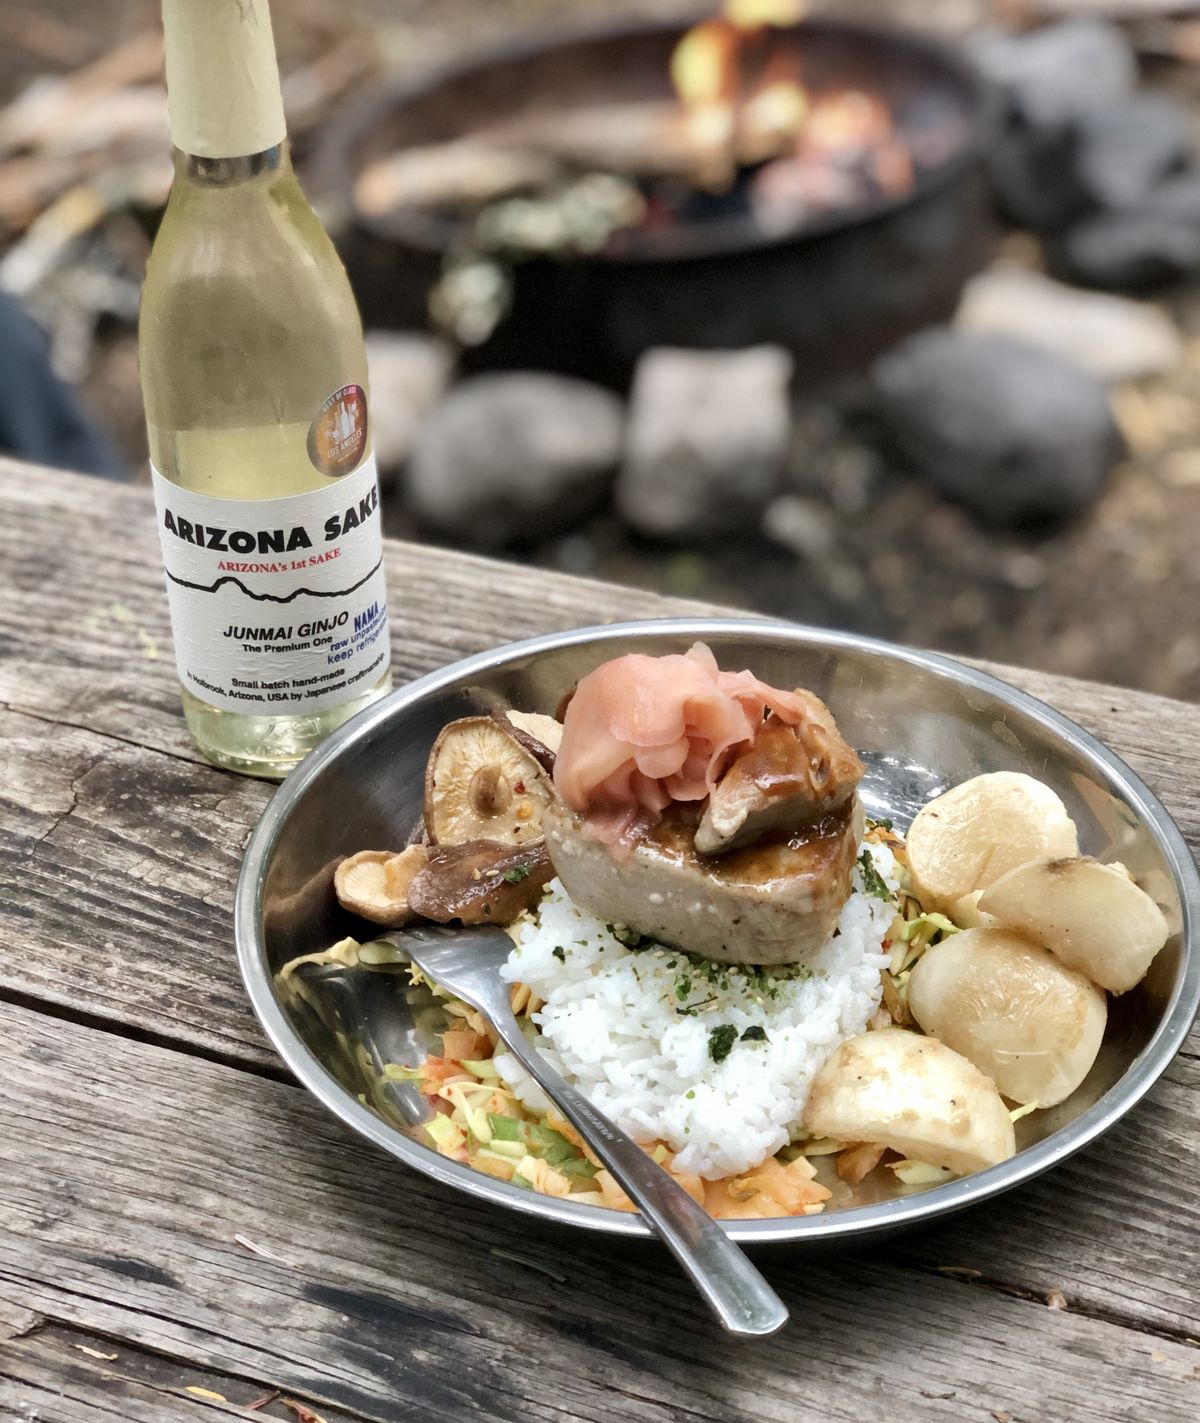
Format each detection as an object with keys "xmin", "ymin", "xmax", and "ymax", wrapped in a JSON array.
[
  {"xmin": 334, "ymin": 846, "xmax": 429, "ymax": 926},
  {"xmin": 406, "ymin": 840, "xmax": 553, "ymax": 925},
  {"xmin": 497, "ymin": 709, "xmax": 564, "ymax": 770},
  {"xmin": 425, "ymin": 716, "xmax": 555, "ymax": 846}
]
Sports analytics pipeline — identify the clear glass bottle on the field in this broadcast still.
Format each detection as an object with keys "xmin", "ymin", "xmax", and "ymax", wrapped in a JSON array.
[{"xmin": 140, "ymin": 0, "xmax": 391, "ymax": 778}]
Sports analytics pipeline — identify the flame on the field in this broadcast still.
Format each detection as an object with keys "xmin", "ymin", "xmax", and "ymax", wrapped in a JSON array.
[
  {"xmin": 670, "ymin": 1, "xmax": 808, "ymax": 110},
  {"xmin": 670, "ymin": 1, "xmax": 812, "ymax": 186},
  {"xmin": 669, "ymin": 1, "xmax": 914, "ymax": 203},
  {"xmin": 670, "ymin": 19, "xmax": 742, "ymax": 111},
  {"xmin": 804, "ymin": 91, "xmax": 890, "ymax": 154},
  {"xmin": 725, "ymin": 0, "xmax": 807, "ymax": 25},
  {"xmin": 739, "ymin": 52, "xmax": 810, "ymax": 166}
]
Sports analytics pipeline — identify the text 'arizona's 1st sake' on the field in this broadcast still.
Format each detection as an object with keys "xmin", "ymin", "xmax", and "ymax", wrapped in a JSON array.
[{"xmin": 140, "ymin": 0, "xmax": 391, "ymax": 778}]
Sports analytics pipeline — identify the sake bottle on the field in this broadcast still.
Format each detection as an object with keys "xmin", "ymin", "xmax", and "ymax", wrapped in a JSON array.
[{"xmin": 140, "ymin": 0, "xmax": 391, "ymax": 779}]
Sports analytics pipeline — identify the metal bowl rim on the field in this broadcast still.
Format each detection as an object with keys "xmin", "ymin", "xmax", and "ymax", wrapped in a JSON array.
[{"xmin": 235, "ymin": 618, "xmax": 1200, "ymax": 1243}]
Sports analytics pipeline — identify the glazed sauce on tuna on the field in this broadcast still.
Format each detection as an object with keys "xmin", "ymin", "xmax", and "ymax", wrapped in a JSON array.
[{"xmin": 645, "ymin": 803, "xmax": 857, "ymax": 889}]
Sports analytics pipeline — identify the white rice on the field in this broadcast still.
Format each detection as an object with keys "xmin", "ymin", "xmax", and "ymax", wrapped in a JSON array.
[{"xmin": 495, "ymin": 842, "xmax": 899, "ymax": 1180}]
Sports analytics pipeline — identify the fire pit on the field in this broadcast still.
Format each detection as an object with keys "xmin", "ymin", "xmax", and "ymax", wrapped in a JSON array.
[{"xmin": 317, "ymin": 9, "xmax": 997, "ymax": 387}]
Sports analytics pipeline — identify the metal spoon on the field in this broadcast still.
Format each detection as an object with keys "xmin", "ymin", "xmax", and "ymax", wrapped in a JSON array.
[{"xmin": 394, "ymin": 921, "xmax": 789, "ymax": 1338}]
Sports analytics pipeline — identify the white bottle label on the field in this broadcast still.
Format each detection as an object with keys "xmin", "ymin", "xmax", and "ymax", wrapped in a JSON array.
[{"xmin": 151, "ymin": 457, "xmax": 391, "ymax": 715}]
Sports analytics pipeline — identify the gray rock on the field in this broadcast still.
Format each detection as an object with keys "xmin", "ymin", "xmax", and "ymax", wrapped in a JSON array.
[
  {"xmin": 617, "ymin": 346, "xmax": 793, "ymax": 541},
  {"xmin": 365, "ymin": 331, "xmax": 454, "ymax": 479},
  {"xmin": 407, "ymin": 374, "xmax": 624, "ymax": 546},
  {"xmin": 988, "ymin": 125, "xmax": 1087, "ymax": 234},
  {"xmin": 956, "ymin": 266, "xmax": 1183, "ymax": 384},
  {"xmin": 1145, "ymin": 169, "xmax": 1200, "ymax": 225},
  {"xmin": 871, "ymin": 330, "xmax": 1122, "ymax": 525},
  {"xmin": 1049, "ymin": 210, "xmax": 1200, "ymax": 292},
  {"xmin": 761, "ymin": 495, "xmax": 836, "ymax": 562},
  {"xmin": 1074, "ymin": 95, "xmax": 1191, "ymax": 210},
  {"xmin": 971, "ymin": 18, "xmax": 1137, "ymax": 132}
]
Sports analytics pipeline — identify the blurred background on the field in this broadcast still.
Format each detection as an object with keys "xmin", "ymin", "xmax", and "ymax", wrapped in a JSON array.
[{"xmin": 1, "ymin": 0, "xmax": 1198, "ymax": 701}]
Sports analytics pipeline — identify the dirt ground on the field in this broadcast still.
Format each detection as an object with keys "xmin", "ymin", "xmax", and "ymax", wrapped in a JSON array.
[{"xmin": 2, "ymin": 0, "xmax": 1197, "ymax": 703}]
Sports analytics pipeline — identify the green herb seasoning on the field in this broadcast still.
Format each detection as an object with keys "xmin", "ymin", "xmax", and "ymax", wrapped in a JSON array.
[
  {"xmin": 552, "ymin": 946, "xmax": 566, "ymax": 963},
  {"xmin": 708, "ymin": 1023, "xmax": 739, "ymax": 1063},
  {"xmin": 696, "ymin": 958, "xmax": 731, "ymax": 991},
  {"xmin": 740, "ymin": 1025, "xmax": 767, "ymax": 1042},
  {"xmin": 502, "ymin": 865, "xmax": 531, "ymax": 884},
  {"xmin": 607, "ymin": 922, "xmax": 663, "ymax": 951}
]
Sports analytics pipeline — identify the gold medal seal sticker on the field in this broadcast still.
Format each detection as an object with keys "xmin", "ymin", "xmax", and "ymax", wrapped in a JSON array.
[{"xmin": 308, "ymin": 384, "xmax": 368, "ymax": 477}]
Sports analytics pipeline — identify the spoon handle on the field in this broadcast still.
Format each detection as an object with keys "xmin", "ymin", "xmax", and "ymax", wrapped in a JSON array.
[{"xmin": 491, "ymin": 1016, "xmax": 789, "ymax": 1338}]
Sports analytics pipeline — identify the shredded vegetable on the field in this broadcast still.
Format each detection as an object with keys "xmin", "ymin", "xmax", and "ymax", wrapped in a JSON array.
[{"xmin": 387, "ymin": 1010, "xmax": 837, "ymax": 1218}]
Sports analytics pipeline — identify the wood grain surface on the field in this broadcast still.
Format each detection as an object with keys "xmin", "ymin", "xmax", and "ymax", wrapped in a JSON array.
[
  {"xmin": 3, "ymin": 1000, "xmax": 1199, "ymax": 1423},
  {"xmin": 1, "ymin": 458, "xmax": 1197, "ymax": 1422}
]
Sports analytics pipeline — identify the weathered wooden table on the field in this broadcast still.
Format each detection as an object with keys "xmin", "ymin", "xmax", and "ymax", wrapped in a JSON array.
[{"xmin": 1, "ymin": 459, "xmax": 1198, "ymax": 1423}]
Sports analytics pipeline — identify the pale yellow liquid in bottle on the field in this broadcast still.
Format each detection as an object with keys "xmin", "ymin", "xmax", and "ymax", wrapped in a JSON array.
[{"xmin": 141, "ymin": 145, "xmax": 391, "ymax": 778}]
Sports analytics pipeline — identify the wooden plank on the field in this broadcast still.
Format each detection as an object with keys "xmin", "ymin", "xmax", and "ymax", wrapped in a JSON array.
[
  {"xmin": 0, "ymin": 706, "xmax": 279, "ymax": 1071},
  {"xmin": 2, "ymin": 997, "xmax": 1198, "ymax": 1423},
  {"xmin": 0, "ymin": 1319, "xmax": 366, "ymax": 1423},
  {"xmin": 3, "ymin": 471, "xmax": 1198, "ymax": 1070}
]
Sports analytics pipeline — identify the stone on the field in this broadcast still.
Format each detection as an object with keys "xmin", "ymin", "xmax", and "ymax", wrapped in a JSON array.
[
  {"xmin": 617, "ymin": 346, "xmax": 793, "ymax": 541},
  {"xmin": 364, "ymin": 331, "xmax": 454, "ymax": 479},
  {"xmin": 406, "ymin": 374, "xmax": 624, "ymax": 547},
  {"xmin": 972, "ymin": 19, "xmax": 1144, "ymax": 235},
  {"xmin": 1049, "ymin": 211, "xmax": 1200, "ymax": 292},
  {"xmin": 956, "ymin": 266, "xmax": 1183, "ymax": 384},
  {"xmin": 762, "ymin": 495, "xmax": 837, "ymax": 563},
  {"xmin": 988, "ymin": 125, "xmax": 1088, "ymax": 234},
  {"xmin": 1145, "ymin": 169, "xmax": 1200, "ymax": 226},
  {"xmin": 870, "ymin": 330, "xmax": 1122, "ymax": 525},
  {"xmin": 971, "ymin": 18, "xmax": 1137, "ymax": 133},
  {"xmin": 1073, "ymin": 95, "xmax": 1191, "ymax": 210}
]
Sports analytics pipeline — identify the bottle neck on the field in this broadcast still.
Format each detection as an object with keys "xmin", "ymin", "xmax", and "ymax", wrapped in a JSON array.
[
  {"xmin": 176, "ymin": 143, "xmax": 288, "ymax": 189},
  {"xmin": 162, "ymin": 0, "xmax": 287, "ymax": 161}
]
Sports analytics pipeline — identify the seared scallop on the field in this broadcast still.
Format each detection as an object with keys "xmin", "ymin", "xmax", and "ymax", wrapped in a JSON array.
[
  {"xmin": 977, "ymin": 857, "xmax": 1169, "ymax": 994},
  {"xmin": 907, "ymin": 927, "xmax": 1107, "ymax": 1106},
  {"xmin": 906, "ymin": 772, "xmax": 1078, "ymax": 914},
  {"xmin": 803, "ymin": 1028, "xmax": 1015, "ymax": 1175}
]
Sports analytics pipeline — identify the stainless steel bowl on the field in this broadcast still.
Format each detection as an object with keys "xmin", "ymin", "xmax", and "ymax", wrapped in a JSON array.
[{"xmin": 236, "ymin": 620, "xmax": 1200, "ymax": 1243}]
